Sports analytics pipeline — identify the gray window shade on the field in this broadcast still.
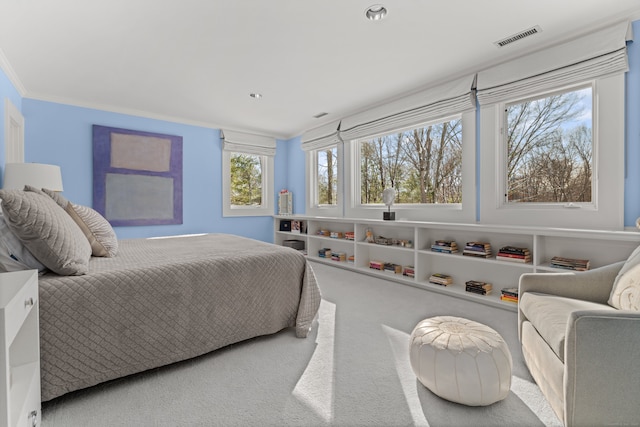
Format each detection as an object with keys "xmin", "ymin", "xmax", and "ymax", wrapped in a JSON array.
[
  {"xmin": 220, "ymin": 129, "xmax": 276, "ymax": 156},
  {"xmin": 338, "ymin": 74, "xmax": 476, "ymax": 142},
  {"xmin": 301, "ymin": 120, "xmax": 342, "ymax": 152},
  {"xmin": 477, "ymin": 20, "xmax": 632, "ymax": 105}
]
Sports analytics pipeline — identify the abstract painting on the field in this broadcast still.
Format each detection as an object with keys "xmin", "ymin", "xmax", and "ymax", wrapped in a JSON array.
[{"xmin": 93, "ymin": 125, "xmax": 183, "ymax": 226}]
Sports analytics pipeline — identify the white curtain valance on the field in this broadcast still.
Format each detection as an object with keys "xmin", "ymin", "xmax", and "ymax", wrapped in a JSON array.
[
  {"xmin": 477, "ymin": 20, "xmax": 632, "ymax": 105},
  {"xmin": 300, "ymin": 120, "xmax": 342, "ymax": 152},
  {"xmin": 220, "ymin": 129, "xmax": 276, "ymax": 156},
  {"xmin": 338, "ymin": 74, "xmax": 476, "ymax": 141}
]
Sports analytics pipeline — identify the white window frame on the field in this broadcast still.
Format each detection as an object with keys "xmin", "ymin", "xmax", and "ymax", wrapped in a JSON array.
[
  {"xmin": 305, "ymin": 142, "xmax": 343, "ymax": 217},
  {"xmin": 480, "ymin": 74, "xmax": 624, "ymax": 229},
  {"xmin": 222, "ymin": 150, "xmax": 273, "ymax": 217},
  {"xmin": 220, "ymin": 130, "xmax": 275, "ymax": 217},
  {"xmin": 344, "ymin": 110, "xmax": 476, "ymax": 222}
]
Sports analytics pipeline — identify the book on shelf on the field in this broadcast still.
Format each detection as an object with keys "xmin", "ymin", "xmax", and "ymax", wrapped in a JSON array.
[
  {"xmin": 500, "ymin": 295, "xmax": 519, "ymax": 303},
  {"xmin": 463, "ymin": 242, "xmax": 492, "ymax": 258},
  {"xmin": 429, "ymin": 273, "xmax": 453, "ymax": 286},
  {"xmin": 462, "ymin": 250, "xmax": 492, "ymax": 258},
  {"xmin": 500, "ymin": 287, "xmax": 519, "ymax": 303},
  {"xmin": 496, "ymin": 254, "xmax": 532, "ymax": 263},
  {"xmin": 498, "ymin": 246, "xmax": 530, "ymax": 255},
  {"xmin": 403, "ymin": 266, "xmax": 415, "ymax": 277},
  {"xmin": 431, "ymin": 245, "xmax": 458, "ymax": 254},
  {"xmin": 550, "ymin": 256, "xmax": 590, "ymax": 271},
  {"xmin": 465, "ymin": 280, "xmax": 493, "ymax": 295},
  {"xmin": 384, "ymin": 263, "xmax": 403, "ymax": 274},
  {"xmin": 434, "ymin": 240, "xmax": 457, "ymax": 247}
]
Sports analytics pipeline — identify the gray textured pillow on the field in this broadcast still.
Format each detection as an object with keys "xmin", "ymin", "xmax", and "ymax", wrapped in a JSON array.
[
  {"xmin": 608, "ymin": 245, "xmax": 640, "ymax": 311},
  {"xmin": 42, "ymin": 188, "xmax": 118, "ymax": 257},
  {"xmin": 0, "ymin": 189, "xmax": 91, "ymax": 275}
]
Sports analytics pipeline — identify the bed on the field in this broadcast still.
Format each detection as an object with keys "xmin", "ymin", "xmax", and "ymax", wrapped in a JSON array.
[{"xmin": 0, "ymin": 188, "xmax": 321, "ymax": 402}]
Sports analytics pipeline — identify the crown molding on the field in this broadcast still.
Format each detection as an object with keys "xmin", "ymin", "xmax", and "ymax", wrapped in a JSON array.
[{"xmin": 0, "ymin": 48, "xmax": 26, "ymax": 96}]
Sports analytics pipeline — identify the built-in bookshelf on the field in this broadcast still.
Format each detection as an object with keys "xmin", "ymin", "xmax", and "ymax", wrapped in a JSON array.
[{"xmin": 274, "ymin": 215, "xmax": 640, "ymax": 311}]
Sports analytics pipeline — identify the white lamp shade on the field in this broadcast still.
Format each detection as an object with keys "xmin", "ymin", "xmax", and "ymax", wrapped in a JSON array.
[{"xmin": 3, "ymin": 163, "xmax": 64, "ymax": 191}]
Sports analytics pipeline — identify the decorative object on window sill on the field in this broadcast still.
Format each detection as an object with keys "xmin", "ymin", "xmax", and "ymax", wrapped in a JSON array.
[
  {"xmin": 278, "ymin": 189, "xmax": 292, "ymax": 215},
  {"xmin": 382, "ymin": 187, "xmax": 396, "ymax": 220}
]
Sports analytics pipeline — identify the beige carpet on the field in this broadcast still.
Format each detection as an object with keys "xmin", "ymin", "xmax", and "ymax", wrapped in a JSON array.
[{"xmin": 42, "ymin": 262, "xmax": 561, "ymax": 426}]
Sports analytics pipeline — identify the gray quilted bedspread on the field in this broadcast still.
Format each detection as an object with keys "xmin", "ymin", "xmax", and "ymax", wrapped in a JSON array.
[{"xmin": 37, "ymin": 233, "xmax": 321, "ymax": 401}]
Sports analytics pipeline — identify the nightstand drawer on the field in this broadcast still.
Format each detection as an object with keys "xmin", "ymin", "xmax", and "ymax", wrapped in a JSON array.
[{"xmin": 3, "ymin": 273, "xmax": 38, "ymax": 346}]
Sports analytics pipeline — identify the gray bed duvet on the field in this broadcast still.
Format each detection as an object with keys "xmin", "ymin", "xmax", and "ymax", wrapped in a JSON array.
[{"xmin": 37, "ymin": 233, "xmax": 321, "ymax": 401}]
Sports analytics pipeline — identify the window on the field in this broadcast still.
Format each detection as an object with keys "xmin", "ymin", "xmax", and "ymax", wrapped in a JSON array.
[
  {"xmin": 480, "ymin": 76, "xmax": 624, "ymax": 229},
  {"xmin": 358, "ymin": 117, "xmax": 463, "ymax": 205},
  {"xmin": 477, "ymin": 21, "xmax": 628, "ymax": 229},
  {"xmin": 505, "ymin": 86, "xmax": 593, "ymax": 205},
  {"xmin": 221, "ymin": 130, "xmax": 275, "ymax": 217},
  {"xmin": 301, "ymin": 120, "xmax": 343, "ymax": 216},
  {"xmin": 305, "ymin": 143, "xmax": 342, "ymax": 216}
]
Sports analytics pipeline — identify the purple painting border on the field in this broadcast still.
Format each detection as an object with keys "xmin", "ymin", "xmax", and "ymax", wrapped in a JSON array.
[{"xmin": 93, "ymin": 124, "xmax": 183, "ymax": 226}]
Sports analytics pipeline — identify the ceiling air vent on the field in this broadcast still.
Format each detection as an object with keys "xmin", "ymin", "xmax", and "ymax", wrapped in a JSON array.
[
  {"xmin": 313, "ymin": 112, "xmax": 329, "ymax": 119},
  {"xmin": 494, "ymin": 25, "xmax": 541, "ymax": 48}
]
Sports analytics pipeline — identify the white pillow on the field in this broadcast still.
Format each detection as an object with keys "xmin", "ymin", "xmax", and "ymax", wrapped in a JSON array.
[
  {"xmin": 0, "ymin": 212, "xmax": 47, "ymax": 273},
  {"xmin": 608, "ymin": 245, "xmax": 640, "ymax": 311}
]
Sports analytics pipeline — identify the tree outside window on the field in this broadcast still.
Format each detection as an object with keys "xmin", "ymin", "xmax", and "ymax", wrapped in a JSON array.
[
  {"xmin": 317, "ymin": 147, "xmax": 337, "ymax": 205},
  {"xmin": 359, "ymin": 118, "xmax": 463, "ymax": 205},
  {"xmin": 506, "ymin": 86, "xmax": 592, "ymax": 204},
  {"xmin": 230, "ymin": 153, "xmax": 263, "ymax": 206}
]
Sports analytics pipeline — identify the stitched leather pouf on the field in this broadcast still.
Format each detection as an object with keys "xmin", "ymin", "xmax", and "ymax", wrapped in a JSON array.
[{"xmin": 409, "ymin": 316, "xmax": 512, "ymax": 406}]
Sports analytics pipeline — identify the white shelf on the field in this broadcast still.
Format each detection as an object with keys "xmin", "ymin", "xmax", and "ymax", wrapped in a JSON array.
[
  {"xmin": 275, "ymin": 215, "xmax": 640, "ymax": 312},
  {"xmin": 1, "ymin": 270, "xmax": 40, "ymax": 427}
]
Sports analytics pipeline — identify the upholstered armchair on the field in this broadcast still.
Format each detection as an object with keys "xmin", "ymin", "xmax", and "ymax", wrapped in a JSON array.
[{"xmin": 518, "ymin": 257, "xmax": 640, "ymax": 426}]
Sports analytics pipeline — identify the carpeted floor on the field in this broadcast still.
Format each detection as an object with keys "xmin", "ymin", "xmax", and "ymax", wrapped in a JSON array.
[{"xmin": 41, "ymin": 262, "xmax": 561, "ymax": 426}]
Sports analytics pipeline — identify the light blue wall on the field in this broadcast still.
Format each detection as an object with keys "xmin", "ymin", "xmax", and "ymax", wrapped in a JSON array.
[
  {"xmin": 283, "ymin": 136, "xmax": 306, "ymax": 215},
  {"xmin": 624, "ymin": 20, "xmax": 640, "ymax": 227},
  {"xmin": 20, "ymin": 99, "xmax": 277, "ymax": 241}
]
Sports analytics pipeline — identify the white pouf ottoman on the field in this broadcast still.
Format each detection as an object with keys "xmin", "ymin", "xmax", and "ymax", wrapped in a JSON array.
[{"xmin": 409, "ymin": 316, "xmax": 512, "ymax": 406}]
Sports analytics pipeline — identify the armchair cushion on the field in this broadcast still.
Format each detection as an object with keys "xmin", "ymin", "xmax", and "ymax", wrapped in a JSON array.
[
  {"xmin": 608, "ymin": 245, "xmax": 640, "ymax": 310},
  {"xmin": 519, "ymin": 292, "xmax": 616, "ymax": 362}
]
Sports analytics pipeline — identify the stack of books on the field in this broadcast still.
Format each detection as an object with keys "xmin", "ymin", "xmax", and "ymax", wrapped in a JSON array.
[
  {"xmin": 331, "ymin": 251, "xmax": 346, "ymax": 262},
  {"xmin": 403, "ymin": 266, "xmax": 415, "ymax": 278},
  {"xmin": 463, "ymin": 242, "xmax": 492, "ymax": 258},
  {"xmin": 429, "ymin": 273, "xmax": 453, "ymax": 286},
  {"xmin": 384, "ymin": 263, "xmax": 403, "ymax": 274},
  {"xmin": 496, "ymin": 246, "xmax": 531, "ymax": 263},
  {"xmin": 500, "ymin": 287, "xmax": 519, "ymax": 303},
  {"xmin": 550, "ymin": 256, "xmax": 590, "ymax": 271},
  {"xmin": 318, "ymin": 248, "xmax": 331, "ymax": 258},
  {"xmin": 431, "ymin": 240, "xmax": 458, "ymax": 254},
  {"xmin": 465, "ymin": 280, "xmax": 492, "ymax": 295}
]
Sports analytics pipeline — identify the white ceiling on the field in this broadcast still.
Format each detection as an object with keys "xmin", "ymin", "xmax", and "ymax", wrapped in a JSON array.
[{"xmin": 1, "ymin": 0, "xmax": 640, "ymax": 140}]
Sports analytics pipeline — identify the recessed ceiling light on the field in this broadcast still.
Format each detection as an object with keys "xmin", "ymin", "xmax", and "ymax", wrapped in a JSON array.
[
  {"xmin": 249, "ymin": 93, "xmax": 262, "ymax": 99},
  {"xmin": 365, "ymin": 4, "xmax": 387, "ymax": 21}
]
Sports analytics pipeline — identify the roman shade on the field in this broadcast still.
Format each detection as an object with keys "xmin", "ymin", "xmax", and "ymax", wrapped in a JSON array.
[
  {"xmin": 300, "ymin": 120, "xmax": 341, "ymax": 152},
  {"xmin": 477, "ymin": 20, "xmax": 632, "ymax": 105},
  {"xmin": 338, "ymin": 74, "xmax": 476, "ymax": 142},
  {"xmin": 220, "ymin": 129, "xmax": 276, "ymax": 156}
]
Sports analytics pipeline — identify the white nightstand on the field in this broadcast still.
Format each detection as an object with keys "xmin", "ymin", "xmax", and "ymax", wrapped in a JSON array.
[{"xmin": 0, "ymin": 270, "xmax": 40, "ymax": 427}]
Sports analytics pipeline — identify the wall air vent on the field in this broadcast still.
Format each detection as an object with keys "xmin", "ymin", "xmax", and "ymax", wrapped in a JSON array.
[
  {"xmin": 494, "ymin": 25, "xmax": 542, "ymax": 48},
  {"xmin": 313, "ymin": 112, "xmax": 329, "ymax": 119}
]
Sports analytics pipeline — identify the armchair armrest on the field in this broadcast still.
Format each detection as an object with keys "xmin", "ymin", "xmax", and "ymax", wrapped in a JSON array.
[
  {"xmin": 519, "ymin": 261, "xmax": 623, "ymax": 305},
  {"xmin": 564, "ymin": 310, "xmax": 640, "ymax": 426}
]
